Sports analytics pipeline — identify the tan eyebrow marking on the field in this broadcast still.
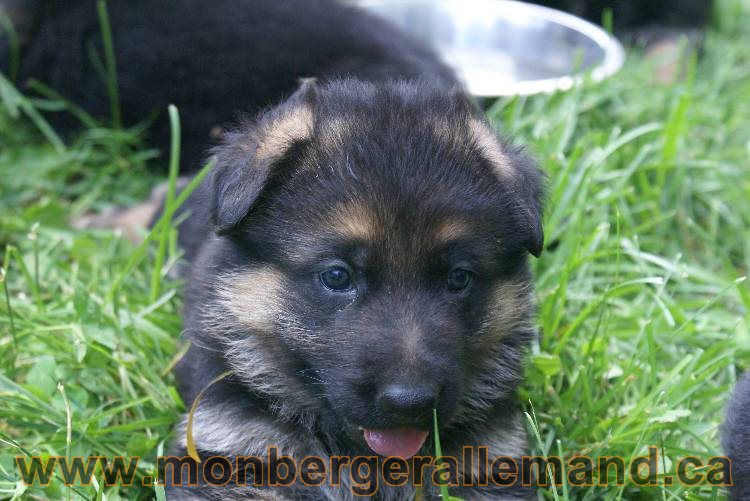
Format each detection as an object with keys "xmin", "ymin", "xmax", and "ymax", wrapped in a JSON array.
[
  {"xmin": 469, "ymin": 118, "xmax": 514, "ymax": 179},
  {"xmin": 433, "ymin": 219, "xmax": 470, "ymax": 245},
  {"xmin": 327, "ymin": 201, "xmax": 376, "ymax": 241}
]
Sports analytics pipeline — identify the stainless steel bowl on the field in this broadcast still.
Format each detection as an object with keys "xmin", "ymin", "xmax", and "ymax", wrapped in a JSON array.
[{"xmin": 357, "ymin": 0, "xmax": 625, "ymax": 96}]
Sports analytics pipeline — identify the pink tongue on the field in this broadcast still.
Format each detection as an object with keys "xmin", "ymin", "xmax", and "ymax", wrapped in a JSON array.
[{"xmin": 363, "ymin": 428, "xmax": 429, "ymax": 459}]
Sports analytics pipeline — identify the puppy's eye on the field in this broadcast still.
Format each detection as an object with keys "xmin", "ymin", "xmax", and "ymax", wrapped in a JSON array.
[
  {"xmin": 320, "ymin": 267, "xmax": 353, "ymax": 291},
  {"xmin": 447, "ymin": 268, "xmax": 473, "ymax": 292}
]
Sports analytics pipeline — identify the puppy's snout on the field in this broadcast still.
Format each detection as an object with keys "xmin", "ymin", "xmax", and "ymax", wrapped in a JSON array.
[{"xmin": 377, "ymin": 384, "xmax": 437, "ymax": 418}]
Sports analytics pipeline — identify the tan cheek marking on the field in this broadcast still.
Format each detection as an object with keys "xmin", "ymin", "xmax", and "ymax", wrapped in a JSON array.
[
  {"xmin": 469, "ymin": 118, "xmax": 514, "ymax": 179},
  {"xmin": 482, "ymin": 280, "xmax": 532, "ymax": 340},
  {"xmin": 254, "ymin": 105, "xmax": 314, "ymax": 161},
  {"xmin": 214, "ymin": 267, "xmax": 285, "ymax": 332}
]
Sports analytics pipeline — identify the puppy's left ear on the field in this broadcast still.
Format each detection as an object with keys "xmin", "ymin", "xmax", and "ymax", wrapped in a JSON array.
[
  {"xmin": 210, "ymin": 79, "xmax": 317, "ymax": 233},
  {"xmin": 470, "ymin": 118, "xmax": 546, "ymax": 257}
]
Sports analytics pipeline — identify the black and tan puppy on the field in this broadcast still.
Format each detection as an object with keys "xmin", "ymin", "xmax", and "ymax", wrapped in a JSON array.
[
  {"xmin": 165, "ymin": 78, "xmax": 544, "ymax": 499},
  {"xmin": 723, "ymin": 373, "xmax": 750, "ymax": 499}
]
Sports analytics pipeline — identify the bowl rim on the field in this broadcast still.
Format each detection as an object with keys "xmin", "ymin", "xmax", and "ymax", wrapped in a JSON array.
[{"xmin": 357, "ymin": 0, "xmax": 626, "ymax": 96}]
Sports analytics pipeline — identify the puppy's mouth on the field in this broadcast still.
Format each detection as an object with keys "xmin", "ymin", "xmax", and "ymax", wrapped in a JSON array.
[{"xmin": 362, "ymin": 428, "xmax": 429, "ymax": 459}]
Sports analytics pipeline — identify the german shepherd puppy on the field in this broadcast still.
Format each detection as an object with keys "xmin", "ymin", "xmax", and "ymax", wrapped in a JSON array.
[
  {"xmin": 166, "ymin": 78, "xmax": 544, "ymax": 499},
  {"xmin": 723, "ymin": 373, "xmax": 750, "ymax": 499}
]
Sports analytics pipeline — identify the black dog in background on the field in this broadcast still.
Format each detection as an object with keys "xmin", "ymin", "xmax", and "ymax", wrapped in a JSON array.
[
  {"xmin": 723, "ymin": 374, "xmax": 750, "ymax": 499},
  {"xmin": 0, "ymin": 0, "xmax": 456, "ymax": 170}
]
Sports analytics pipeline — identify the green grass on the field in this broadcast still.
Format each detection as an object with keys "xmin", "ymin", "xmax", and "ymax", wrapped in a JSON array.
[{"xmin": 1, "ymin": 0, "xmax": 749, "ymax": 499}]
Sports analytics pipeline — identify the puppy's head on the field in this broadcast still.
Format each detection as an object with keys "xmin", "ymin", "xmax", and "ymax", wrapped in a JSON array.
[{"xmin": 202, "ymin": 79, "xmax": 544, "ymax": 457}]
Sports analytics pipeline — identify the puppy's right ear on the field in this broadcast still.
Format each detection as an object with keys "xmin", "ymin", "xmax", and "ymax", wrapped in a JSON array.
[
  {"xmin": 210, "ymin": 79, "xmax": 317, "ymax": 234},
  {"xmin": 468, "ymin": 117, "xmax": 546, "ymax": 258}
]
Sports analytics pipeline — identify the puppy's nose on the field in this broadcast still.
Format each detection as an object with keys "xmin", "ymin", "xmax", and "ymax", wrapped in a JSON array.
[{"xmin": 377, "ymin": 384, "xmax": 437, "ymax": 417}]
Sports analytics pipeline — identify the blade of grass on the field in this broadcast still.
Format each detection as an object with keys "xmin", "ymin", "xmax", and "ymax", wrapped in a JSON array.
[
  {"xmin": 525, "ymin": 403, "xmax": 560, "ymax": 501},
  {"xmin": 186, "ymin": 371, "xmax": 233, "ymax": 462},
  {"xmin": 107, "ymin": 157, "xmax": 215, "ymax": 302},
  {"xmin": 0, "ymin": 9, "xmax": 20, "ymax": 83},
  {"xmin": 432, "ymin": 409, "xmax": 463, "ymax": 500},
  {"xmin": 58, "ymin": 381, "xmax": 73, "ymax": 501},
  {"xmin": 0, "ymin": 262, "xmax": 16, "ymax": 378},
  {"xmin": 150, "ymin": 104, "xmax": 181, "ymax": 303},
  {"xmin": 26, "ymin": 79, "xmax": 100, "ymax": 129},
  {"xmin": 0, "ymin": 74, "xmax": 65, "ymax": 151},
  {"xmin": 96, "ymin": 0, "xmax": 122, "ymax": 128}
]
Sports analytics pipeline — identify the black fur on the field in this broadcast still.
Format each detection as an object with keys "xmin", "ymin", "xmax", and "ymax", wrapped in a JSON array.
[
  {"xmin": 723, "ymin": 373, "xmax": 750, "ymax": 500},
  {"xmin": 0, "ymin": 0, "xmax": 457, "ymax": 169}
]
